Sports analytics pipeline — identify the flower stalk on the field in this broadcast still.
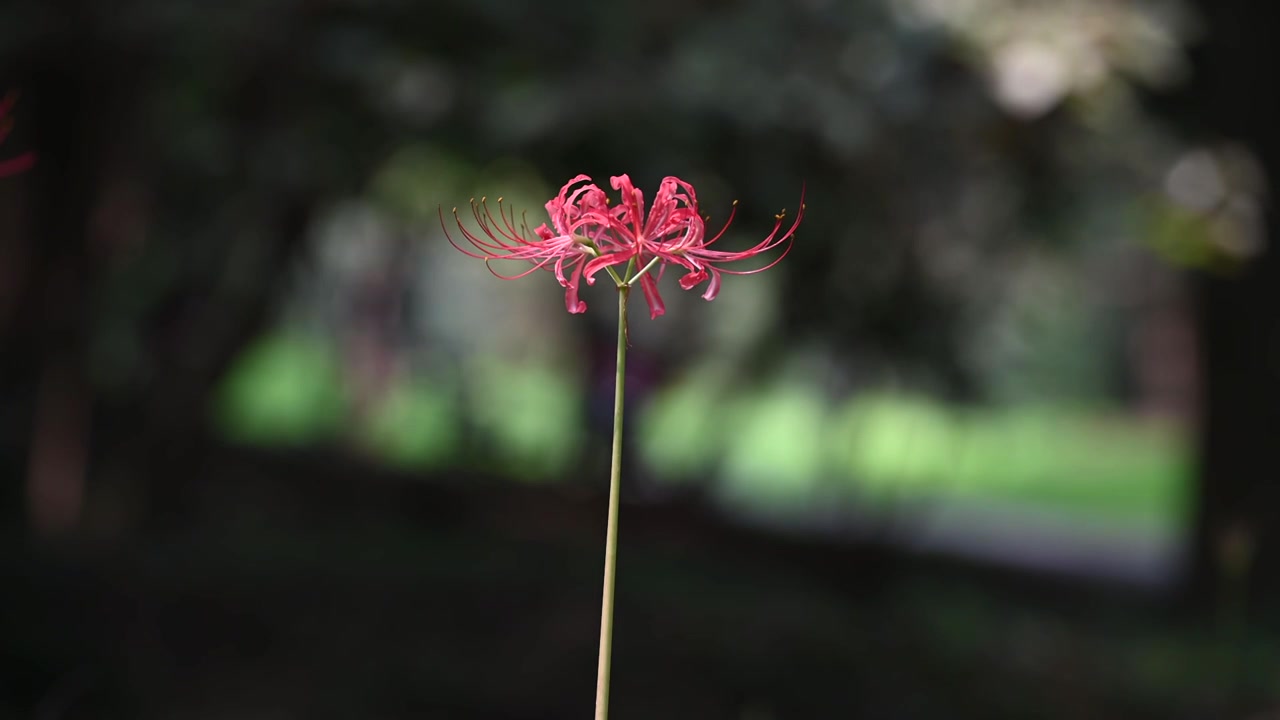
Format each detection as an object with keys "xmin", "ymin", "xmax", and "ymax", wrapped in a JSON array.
[{"xmin": 595, "ymin": 282, "xmax": 628, "ymax": 720}]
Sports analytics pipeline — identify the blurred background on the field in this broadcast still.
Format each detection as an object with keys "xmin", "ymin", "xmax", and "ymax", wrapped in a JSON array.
[{"xmin": 3, "ymin": 0, "xmax": 1279, "ymax": 717}]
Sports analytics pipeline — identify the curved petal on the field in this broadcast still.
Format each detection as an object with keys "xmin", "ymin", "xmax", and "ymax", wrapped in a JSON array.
[
  {"xmin": 678, "ymin": 268, "xmax": 708, "ymax": 291},
  {"xmin": 610, "ymin": 174, "xmax": 646, "ymax": 240},
  {"xmin": 583, "ymin": 248, "xmax": 636, "ymax": 286},
  {"xmin": 642, "ymin": 177, "xmax": 679, "ymax": 238},
  {"xmin": 564, "ymin": 259, "xmax": 588, "ymax": 314},
  {"xmin": 700, "ymin": 269, "xmax": 722, "ymax": 301},
  {"xmin": 638, "ymin": 273, "xmax": 666, "ymax": 320},
  {"xmin": 558, "ymin": 174, "xmax": 593, "ymax": 194}
]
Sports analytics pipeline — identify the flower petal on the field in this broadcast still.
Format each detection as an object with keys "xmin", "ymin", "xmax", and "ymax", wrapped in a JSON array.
[
  {"xmin": 638, "ymin": 273, "xmax": 666, "ymax": 320},
  {"xmin": 610, "ymin": 174, "xmax": 646, "ymax": 239},
  {"xmin": 700, "ymin": 269, "xmax": 722, "ymax": 301},
  {"xmin": 583, "ymin": 248, "xmax": 636, "ymax": 286},
  {"xmin": 565, "ymin": 260, "xmax": 587, "ymax": 314},
  {"xmin": 678, "ymin": 268, "xmax": 708, "ymax": 291}
]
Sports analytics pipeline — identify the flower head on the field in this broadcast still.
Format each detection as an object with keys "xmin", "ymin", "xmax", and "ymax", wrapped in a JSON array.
[
  {"xmin": 441, "ymin": 175, "xmax": 637, "ymax": 313},
  {"xmin": 608, "ymin": 174, "xmax": 804, "ymax": 318},
  {"xmin": 445, "ymin": 173, "xmax": 803, "ymax": 318},
  {"xmin": 0, "ymin": 90, "xmax": 36, "ymax": 178}
]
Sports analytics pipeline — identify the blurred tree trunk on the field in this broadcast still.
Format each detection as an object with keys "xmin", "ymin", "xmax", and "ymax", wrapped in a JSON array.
[
  {"xmin": 8, "ymin": 23, "xmax": 107, "ymax": 537},
  {"xmin": 1, "ymin": 1, "xmax": 335, "ymax": 538},
  {"xmin": 1187, "ymin": 0, "xmax": 1280, "ymax": 604}
]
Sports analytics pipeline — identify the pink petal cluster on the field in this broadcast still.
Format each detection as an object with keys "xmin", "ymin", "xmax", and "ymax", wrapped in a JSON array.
[
  {"xmin": 0, "ymin": 91, "xmax": 36, "ymax": 178},
  {"xmin": 444, "ymin": 174, "xmax": 803, "ymax": 318}
]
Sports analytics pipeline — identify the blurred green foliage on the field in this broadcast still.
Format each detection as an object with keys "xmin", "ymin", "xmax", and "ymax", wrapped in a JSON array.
[
  {"xmin": 218, "ymin": 333, "xmax": 1189, "ymax": 546},
  {"xmin": 642, "ymin": 377, "xmax": 1189, "ymax": 539},
  {"xmin": 463, "ymin": 358, "xmax": 584, "ymax": 480},
  {"xmin": 360, "ymin": 376, "xmax": 457, "ymax": 469},
  {"xmin": 216, "ymin": 332, "xmax": 345, "ymax": 445}
]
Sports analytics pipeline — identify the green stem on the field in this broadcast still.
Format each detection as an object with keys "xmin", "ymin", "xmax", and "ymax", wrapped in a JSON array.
[
  {"xmin": 626, "ymin": 256, "xmax": 662, "ymax": 287},
  {"xmin": 594, "ymin": 285, "xmax": 628, "ymax": 720}
]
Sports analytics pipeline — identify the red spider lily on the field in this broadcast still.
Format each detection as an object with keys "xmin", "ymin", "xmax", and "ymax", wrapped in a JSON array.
[
  {"xmin": 608, "ymin": 174, "xmax": 804, "ymax": 319},
  {"xmin": 441, "ymin": 175, "xmax": 637, "ymax": 313},
  {"xmin": 444, "ymin": 173, "xmax": 802, "ymax": 319},
  {"xmin": 0, "ymin": 91, "xmax": 36, "ymax": 178},
  {"xmin": 653, "ymin": 198, "xmax": 802, "ymax": 303}
]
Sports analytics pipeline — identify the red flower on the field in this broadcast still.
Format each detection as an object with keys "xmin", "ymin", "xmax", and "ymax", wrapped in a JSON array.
[
  {"xmin": 445, "ymin": 173, "xmax": 803, "ymax": 319},
  {"xmin": 608, "ymin": 174, "xmax": 804, "ymax": 319},
  {"xmin": 442, "ymin": 175, "xmax": 636, "ymax": 313},
  {"xmin": 0, "ymin": 91, "xmax": 36, "ymax": 178}
]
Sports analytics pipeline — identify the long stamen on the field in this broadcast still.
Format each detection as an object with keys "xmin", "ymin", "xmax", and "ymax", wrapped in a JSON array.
[
  {"xmin": 441, "ymin": 207, "xmax": 493, "ymax": 259},
  {"xmin": 484, "ymin": 253, "xmax": 562, "ymax": 280},
  {"xmin": 482, "ymin": 197, "xmax": 526, "ymax": 245},
  {"xmin": 703, "ymin": 200, "xmax": 739, "ymax": 247},
  {"xmin": 450, "ymin": 207, "xmax": 511, "ymax": 255}
]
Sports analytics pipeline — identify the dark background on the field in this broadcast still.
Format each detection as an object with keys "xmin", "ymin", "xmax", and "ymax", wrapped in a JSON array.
[{"xmin": 3, "ymin": 0, "xmax": 1280, "ymax": 717}]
